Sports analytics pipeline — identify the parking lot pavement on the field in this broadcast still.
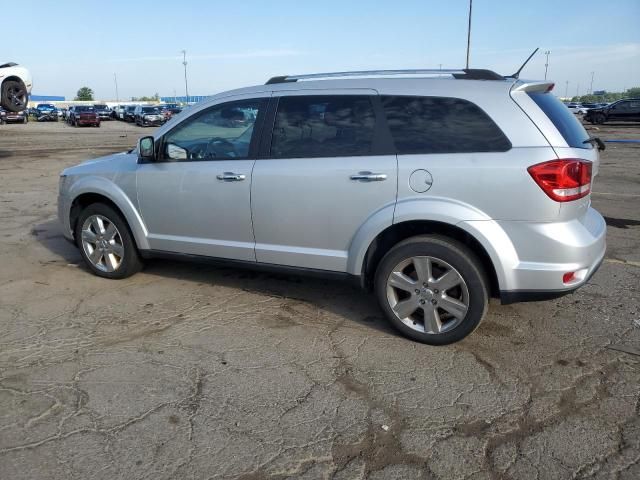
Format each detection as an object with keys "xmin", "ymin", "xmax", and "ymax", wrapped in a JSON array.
[{"xmin": 0, "ymin": 120, "xmax": 638, "ymax": 479}]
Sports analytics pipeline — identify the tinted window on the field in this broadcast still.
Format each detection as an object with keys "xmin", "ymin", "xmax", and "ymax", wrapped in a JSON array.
[
  {"xmin": 162, "ymin": 99, "xmax": 264, "ymax": 161},
  {"xmin": 381, "ymin": 96, "xmax": 511, "ymax": 154},
  {"xmin": 271, "ymin": 96, "xmax": 376, "ymax": 158},
  {"xmin": 528, "ymin": 92, "xmax": 591, "ymax": 149}
]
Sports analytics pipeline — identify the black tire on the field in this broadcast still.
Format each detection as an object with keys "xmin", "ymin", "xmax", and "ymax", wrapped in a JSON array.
[
  {"xmin": 75, "ymin": 203, "xmax": 143, "ymax": 279},
  {"xmin": 1, "ymin": 79, "xmax": 28, "ymax": 112},
  {"xmin": 595, "ymin": 113, "xmax": 606, "ymax": 125},
  {"xmin": 374, "ymin": 235, "xmax": 488, "ymax": 345}
]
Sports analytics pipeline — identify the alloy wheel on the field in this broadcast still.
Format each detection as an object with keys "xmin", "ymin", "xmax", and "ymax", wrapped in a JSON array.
[
  {"xmin": 386, "ymin": 256, "xmax": 469, "ymax": 335},
  {"xmin": 81, "ymin": 214, "xmax": 125, "ymax": 273}
]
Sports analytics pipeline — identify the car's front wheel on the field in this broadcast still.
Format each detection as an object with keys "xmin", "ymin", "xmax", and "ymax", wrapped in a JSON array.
[
  {"xmin": 374, "ymin": 235, "xmax": 488, "ymax": 345},
  {"xmin": 595, "ymin": 113, "xmax": 606, "ymax": 124},
  {"xmin": 75, "ymin": 203, "xmax": 143, "ymax": 279}
]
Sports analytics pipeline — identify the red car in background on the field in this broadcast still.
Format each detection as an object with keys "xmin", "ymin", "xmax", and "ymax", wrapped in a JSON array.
[{"xmin": 68, "ymin": 105, "xmax": 100, "ymax": 127}]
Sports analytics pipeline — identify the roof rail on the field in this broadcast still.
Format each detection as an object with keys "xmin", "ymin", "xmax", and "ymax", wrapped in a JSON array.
[{"xmin": 265, "ymin": 68, "xmax": 504, "ymax": 84}]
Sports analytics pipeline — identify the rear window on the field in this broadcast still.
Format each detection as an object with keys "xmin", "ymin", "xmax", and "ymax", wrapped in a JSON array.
[
  {"xmin": 381, "ymin": 96, "xmax": 511, "ymax": 154},
  {"xmin": 528, "ymin": 92, "xmax": 591, "ymax": 149}
]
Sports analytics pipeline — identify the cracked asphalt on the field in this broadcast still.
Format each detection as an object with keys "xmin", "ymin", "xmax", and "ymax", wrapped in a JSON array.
[{"xmin": 0, "ymin": 120, "xmax": 638, "ymax": 479}]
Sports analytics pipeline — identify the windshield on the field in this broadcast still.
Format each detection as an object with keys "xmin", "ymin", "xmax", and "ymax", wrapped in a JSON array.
[
  {"xmin": 528, "ymin": 92, "xmax": 592, "ymax": 149},
  {"xmin": 94, "ymin": 105, "xmax": 107, "ymax": 109},
  {"xmin": 76, "ymin": 106, "xmax": 95, "ymax": 112},
  {"xmin": 142, "ymin": 107, "xmax": 160, "ymax": 113}
]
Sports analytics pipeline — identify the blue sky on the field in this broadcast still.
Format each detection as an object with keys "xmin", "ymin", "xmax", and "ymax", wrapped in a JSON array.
[{"xmin": 8, "ymin": 0, "xmax": 640, "ymax": 99}]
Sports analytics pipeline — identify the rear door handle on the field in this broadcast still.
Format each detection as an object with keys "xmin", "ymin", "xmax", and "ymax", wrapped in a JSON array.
[
  {"xmin": 350, "ymin": 172, "xmax": 387, "ymax": 182},
  {"xmin": 216, "ymin": 172, "xmax": 246, "ymax": 181}
]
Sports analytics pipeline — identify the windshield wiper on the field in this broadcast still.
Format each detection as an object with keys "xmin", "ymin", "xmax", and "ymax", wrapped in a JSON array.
[{"xmin": 583, "ymin": 136, "xmax": 605, "ymax": 151}]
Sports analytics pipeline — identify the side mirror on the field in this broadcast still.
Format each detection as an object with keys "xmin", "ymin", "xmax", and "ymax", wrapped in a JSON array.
[{"xmin": 138, "ymin": 136, "xmax": 155, "ymax": 162}]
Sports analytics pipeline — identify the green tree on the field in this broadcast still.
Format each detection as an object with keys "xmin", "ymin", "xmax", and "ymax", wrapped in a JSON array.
[
  {"xmin": 75, "ymin": 87, "xmax": 94, "ymax": 101},
  {"xmin": 132, "ymin": 93, "xmax": 161, "ymax": 102}
]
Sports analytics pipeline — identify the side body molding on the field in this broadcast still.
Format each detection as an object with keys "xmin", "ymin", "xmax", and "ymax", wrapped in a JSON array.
[{"xmin": 66, "ymin": 176, "xmax": 150, "ymax": 250}]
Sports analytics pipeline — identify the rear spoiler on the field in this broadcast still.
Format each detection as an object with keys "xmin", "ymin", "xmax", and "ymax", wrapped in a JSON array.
[{"xmin": 511, "ymin": 81, "xmax": 555, "ymax": 93}]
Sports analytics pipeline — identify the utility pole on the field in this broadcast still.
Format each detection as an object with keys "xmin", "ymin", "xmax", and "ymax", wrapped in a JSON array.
[
  {"xmin": 181, "ymin": 50, "xmax": 189, "ymax": 104},
  {"xmin": 113, "ymin": 73, "xmax": 119, "ymax": 103},
  {"xmin": 589, "ymin": 72, "xmax": 594, "ymax": 94},
  {"xmin": 439, "ymin": 64, "xmax": 442, "ymax": 70},
  {"xmin": 544, "ymin": 50, "xmax": 550, "ymax": 80},
  {"xmin": 576, "ymin": 82, "xmax": 580, "ymax": 98},
  {"xmin": 565, "ymin": 80, "xmax": 569, "ymax": 99},
  {"xmin": 465, "ymin": 0, "xmax": 472, "ymax": 69}
]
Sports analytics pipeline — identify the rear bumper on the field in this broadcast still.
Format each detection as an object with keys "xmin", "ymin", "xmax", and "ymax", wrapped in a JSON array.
[
  {"xmin": 500, "ymin": 253, "xmax": 604, "ymax": 304},
  {"xmin": 462, "ymin": 207, "xmax": 607, "ymax": 304}
]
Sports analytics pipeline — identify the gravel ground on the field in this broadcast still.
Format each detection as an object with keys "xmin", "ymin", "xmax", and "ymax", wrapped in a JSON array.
[{"xmin": 0, "ymin": 119, "xmax": 638, "ymax": 479}]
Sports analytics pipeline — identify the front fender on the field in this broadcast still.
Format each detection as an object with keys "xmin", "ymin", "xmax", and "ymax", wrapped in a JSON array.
[{"xmin": 66, "ymin": 176, "xmax": 150, "ymax": 250}]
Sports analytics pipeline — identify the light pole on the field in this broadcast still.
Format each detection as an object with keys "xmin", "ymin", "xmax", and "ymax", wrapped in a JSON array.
[
  {"xmin": 465, "ymin": 0, "xmax": 472, "ymax": 69},
  {"xmin": 589, "ymin": 72, "xmax": 594, "ymax": 94},
  {"xmin": 544, "ymin": 50, "xmax": 550, "ymax": 80},
  {"xmin": 565, "ymin": 80, "xmax": 569, "ymax": 99},
  {"xmin": 181, "ymin": 50, "xmax": 189, "ymax": 104},
  {"xmin": 113, "ymin": 73, "xmax": 119, "ymax": 103}
]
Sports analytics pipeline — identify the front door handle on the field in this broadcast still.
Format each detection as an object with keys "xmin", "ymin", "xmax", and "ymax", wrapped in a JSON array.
[
  {"xmin": 350, "ymin": 172, "xmax": 387, "ymax": 182},
  {"xmin": 217, "ymin": 172, "xmax": 246, "ymax": 181}
]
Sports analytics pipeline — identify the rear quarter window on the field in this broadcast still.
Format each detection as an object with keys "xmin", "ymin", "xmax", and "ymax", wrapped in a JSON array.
[
  {"xmin": 527, "ymin": 92, "xmax": 591, "ymax": 149},
  {"xmin": 381, "ymin": 96, "xmax": 511, "ymax": 154}
]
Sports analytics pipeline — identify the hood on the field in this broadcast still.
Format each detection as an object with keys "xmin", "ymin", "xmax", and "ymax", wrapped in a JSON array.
[{"xmin": 62, "ymin": 151, "xmax": 137, "ymax": 176}]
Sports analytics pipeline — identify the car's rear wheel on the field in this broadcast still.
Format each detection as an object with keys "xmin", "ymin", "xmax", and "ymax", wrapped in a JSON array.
[
  {"xmin": 75, "ymin": 203, "xmax": 143, "ymax": 279},
  {"xmin": 1, "ymin": 79, "xmax": 28, "ymax": 112},
  {"xmin": 595, "ymin": 113, "xmax": 606, "ymax": 124},
  {"xmin": 374, "ymin": 235, "xmax": 488, "ymax": 345}
]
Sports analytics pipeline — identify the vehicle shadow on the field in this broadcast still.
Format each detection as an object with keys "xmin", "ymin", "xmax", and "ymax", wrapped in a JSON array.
[{"xmin": 33, "ymin": 219, "xmax": 396, "ymax": 337}]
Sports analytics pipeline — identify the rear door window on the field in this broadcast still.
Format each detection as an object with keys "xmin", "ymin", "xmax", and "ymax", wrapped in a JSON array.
[
  {"xmin": 528, "ymin": 92, "xmax": 592, "ymax": 149},
  {"xmin": 270, "ymin": 95, "xmax": 376, "ymax": 158},
  {"xmin": 381, "ymin": 96, "xmax": 511, "ymax": 154}
]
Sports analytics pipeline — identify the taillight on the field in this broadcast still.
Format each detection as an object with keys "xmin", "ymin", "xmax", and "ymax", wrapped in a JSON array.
[{"xmin": 527, "ymin": 159, "xmax": 592, "ymax": 202}]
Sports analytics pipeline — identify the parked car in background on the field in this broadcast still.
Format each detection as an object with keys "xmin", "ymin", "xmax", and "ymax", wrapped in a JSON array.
[
  {"xmin": 111, "ymin": 105, "xmax": 126, "ymax": 120},
  {"xmin": 0, "ymin": 107, "xmax": 23, "ymax": 124},
  {"xmin": 565, "ymin": 103, "xmax": 583, "ymax": 114},
  {"xmin": 36, "ymin": 108, "xmax": 59, "ymax": 122},
  {"xmin": 93, "ymin": 104, "xmax": 112, "ymax": 120},
  {"xmin": 0, "ymin": 62, "xmax": 32, "ymax": 112},
  {"xmin": 68, "ymin": 105, "xmax": 100, "ymax": 127},
  {"xmin": 36, "ymin": 103, "xmax": 56, "ymax": 115},
  {"xmin": 58, "ymin": 68, "xmax": 606, "ymax": 345},
  {"xmin": 134, "ymin": 105, "xmax": 164, "ymax": 126},
  {"xmin": 584, "ymin": 98, "xmax": 640, "ymax": 124},
  {"xmin": 157, "ymin": 103, "xmax": 182, "ymax": 121},
  {"xmin": 123, "ymin": 105, "xmax": 137, "ymax": 122}
]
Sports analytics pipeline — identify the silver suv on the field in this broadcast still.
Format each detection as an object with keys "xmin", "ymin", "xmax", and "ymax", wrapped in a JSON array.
[{"xmin": 58, "ymin": 69, "xmax": 606, "ymax": 344}]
